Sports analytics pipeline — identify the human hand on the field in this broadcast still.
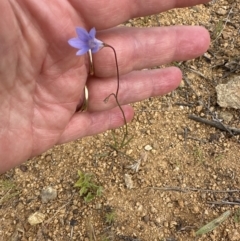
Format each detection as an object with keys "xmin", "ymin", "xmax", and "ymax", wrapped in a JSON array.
[{"xmin": 0, "ymin": 0, "xmax": 210, "ymax": 173}]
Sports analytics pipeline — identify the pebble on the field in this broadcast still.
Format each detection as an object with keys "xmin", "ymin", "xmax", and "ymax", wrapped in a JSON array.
[
  {"xmin": 170, "ymin": 221, "xmax": 177, "ymax": 228},
  {"xmin": 142, "ymin": 215, "xmax": 150, "ymax": 223},
  {"xmin": 45, "ymin": 155, "xmax": 52, "ymax": 161},
  {"xmin": 219, "ymin": 111, "xmax": 233, "ymax": 123},
  {"xmin": 178, "ymin": 199, "xmax": 184, "ymax": 208},
  {"xmin": 216, "ymin": 76, "xmax": 240, "ymax": 109},
  {"xmin": 41, "ymin": 186, "xmax": 57, "ymax": 203},
  {"xmin": 163, "ymin": 221, "xmax": 169, "ymax": 228},
  {"xmin": 124, "ymin": 174, "xmax": 134, "ymax": 189},
  {"xmin": 179, "ymin": 80, "xmax": 185, "ymax": 88},
  {"xmin": 150, "ymin": 206, "xmax": 157, "ymax": 214},
  {"xmin": 126, "ymin": 149, "xmax": 133, "ymax": 155},
  {"xmin": 95, "ymin": 203, "xmax": 102, "ymax": 209},
  {"xmin": 136, "ymin": 204, "xmax": 143, "ymax": 212},
  {"xmin": 144, "ymin": 145, "xmax": 152, "ymax": 151},
  {"xmin": 192, "ymin": 206, "xmax": 200, "ymax": 213},
  {"xmin": 70, "ymin": 219, "xmax": 78, "ymax": 226},
  {"xmin": 196, "ymin": 105, "xmax": 203, "ymax": 113},
  {"xmin": 155, "ymin": 217, "xmax": 161, "ymax": 224},
  {"xmin": 19, "ymin": 165, "xmax": 28, "ymax": 172},
  {"xmin": 167, "ymin": 203, "xmax": 174, "ymax": 208},
  {"xmin": 216, "ymin": 8, "xmax": 227, "ymax": 15},
  {"xmin": 28, "ymin": 212, "xmax": 45, "ymax": 225}
]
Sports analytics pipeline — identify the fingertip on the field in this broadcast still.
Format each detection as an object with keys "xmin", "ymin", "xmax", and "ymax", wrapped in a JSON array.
[
  {"xmin": 151, "ymin": 67, "xmax": 182, "ymax": 96},
  {"xmin": 169, "ymin": 66, "xmax": 183, "ymax": 82},
  {"xmin": 194, "ymin": 26, "xmax": 211, "ymax": 53},
  {"xmin": 171, "ymin": 66, "xmax": 183, "ymax": 90},
  {"xmin": 176, "ymin": 26, "xmax": 210, "ymax": 60}
]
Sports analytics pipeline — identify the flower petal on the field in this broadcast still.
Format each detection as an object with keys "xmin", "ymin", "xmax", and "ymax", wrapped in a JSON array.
[
  {"xmin": 76, "ymin": 27, "xmax": 90, "ymax": 42},
  {"xmin": 89, "ymin": 27, "xmax": 96, "ymax": 38},
  {"xmin": 91, "ymin": 39, "xmax": 104, "ymax": 53},
  {"xmin": 68, "ymin": 38, "xmax": 85, "ymax": 49},
  {"xmin": 92, "ymin": 46, "xmax": 100, "ymax": 53},
  {"xmin": 76, "ymin": 46, "xmax": 89, "ymax": 56},
  {"xmin": 68, "ymin": 27, "xmax": 104, "ymax": 55}
]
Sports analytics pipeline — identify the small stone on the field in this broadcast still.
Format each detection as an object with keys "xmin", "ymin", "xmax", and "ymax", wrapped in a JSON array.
[
  {"xmin": 178, "ymin": 199, "xmax": 184, "ymax": 208},
  {"xmin": 192, "ymin": 206, "xmax": 200, "ymax": 213},
  {"xmin": 203, "ymin": 52, "xmax": 212, "ymax": 60},
  {"xmin": 179, "ymin": 80, "xmax": 185, "ymax": 88},
  {"xmin": 28, "ymin": 212, "xmax": 45, "ymax": 225},
  {"xmin": 216, "ymin": 8, "xmax": 227, "ymax": 15},
  {"xmin": 144, "ymin": 145, "xmax": 152, "ymax": 151},
  {"xmin": 155, "ymin": 217, "xmax": 161, "ymax": 224},
  {"xmin": 126, "ymin": 149, "xmax": 133, "ymax": 155},
  {"xmin": 150, "ymin": 206, "xmax": 157, "ymax": 214},
  {"xmin": 201, "ymin": 193, "xmax": 206, "ymax": 199},
  {"xmin": 124, "ymin": 174, "xmax": 134, "ymax": 189},
  {"xmin": 178, "ymin": 135, "xmax": 184, "ymax": 141},
  {"xmin": 218, "ymin": 111, "xmax": 233, "ymax": 123},
  {"xmin": 72, "ymin": 209, "xmax": 78, "ymax": 215},
  {"xmin": 41, "ymin": 186, "xmax": 57, "ymax": 203},
  {"xmin": 45, "ymin": 155, "xmax": 52, "ymax": 161},
  {"xmin": 196, "ymin": 105, "xmax": 203, "ymax": 113},
  {"xmin": 142, "ymin": 215, "xmax": 150, "ymax": 223},
  {"xmin": 216, "ymin": 76, "xmax": 240, "ymax": 109},
  {"xmin": 70, "ymin": 219, "xmax": 78, "ymax": 226},
  {"xmin": 209, "ymin": 133, "xmax": 221, "ymax": 142},
  {"xmin": 137, "ymin": 204, "xmax": 143, "ymax": 212},
  {"xmin": 95, "ymin": 203, "xmax": 102, "ymax": 209},
  {"xmin": 222, "ymin": 32, "xmax": 229, "ymax": 40},
  {"xmin": 167, "ymin": 203, "xmax": 174, "ymax": 208},
  {"xmin": 170, "ymin": 221, "xmax": 177, "ymax": 228},
  {"xmin": 19, "ymin": 165, "xmax": 28, "ymax": 172},
  {"xmin": 163, "ymin": 221, "xmax": 169, "ymax": 228}
]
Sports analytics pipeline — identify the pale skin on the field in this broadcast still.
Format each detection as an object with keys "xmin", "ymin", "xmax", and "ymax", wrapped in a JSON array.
[{"xmin": 0, "ymin": 0, "xmax": 210, "ymax": 173}]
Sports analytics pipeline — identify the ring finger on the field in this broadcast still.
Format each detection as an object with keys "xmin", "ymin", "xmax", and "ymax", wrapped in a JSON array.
[{"xmin": 86, "ymin": 67, "xmax": 182, "ymax": 112}]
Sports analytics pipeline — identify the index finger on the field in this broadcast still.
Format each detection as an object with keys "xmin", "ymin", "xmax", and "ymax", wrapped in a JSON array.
[{"xmin": 70, "ymin": 0, "xmax": 210, "ymax": 29}]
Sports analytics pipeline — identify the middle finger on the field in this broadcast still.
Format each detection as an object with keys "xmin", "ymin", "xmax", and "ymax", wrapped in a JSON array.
[{"xmin": 93, "ymin": 26, "xmax": 210, "ymax": 77}]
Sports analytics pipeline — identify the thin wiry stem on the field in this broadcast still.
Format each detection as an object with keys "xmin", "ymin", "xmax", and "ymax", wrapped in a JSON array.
[
  {"xmin": 103, "ymin": 43, "xmax": 129, "ymax": 148},
  {"xmin": 103, "ymin": 44, "xmax": 120, "ymax": 97}
]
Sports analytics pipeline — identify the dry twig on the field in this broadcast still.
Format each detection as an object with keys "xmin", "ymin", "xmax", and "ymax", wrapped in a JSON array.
[
  {"xmin": 207, "ymin": 200, "xmax": 240, "ymax": 206},
  {"xmin": 148, "ymin": 186, "xmax": 240, "ymax": 193},
  {"xmin": 188, "ymin": 114, "xmax": 240, "ymax": 135}
]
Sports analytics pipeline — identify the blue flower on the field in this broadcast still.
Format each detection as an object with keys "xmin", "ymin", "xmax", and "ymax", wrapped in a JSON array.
[{"xmin": 68, "ymin": 27, "xmax": 104, "ymax": 55}]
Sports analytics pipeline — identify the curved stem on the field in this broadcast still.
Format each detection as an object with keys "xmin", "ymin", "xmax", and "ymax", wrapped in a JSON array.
[
  {"xmin": 103, "ymin": 43, "xmax": 129, "ymax": 148},
  {"xmin": 103, "ymin": 44, "xmax": 120, "ymax": 97}
]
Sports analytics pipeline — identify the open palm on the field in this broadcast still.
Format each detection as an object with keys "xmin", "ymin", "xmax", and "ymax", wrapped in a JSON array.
[{"xmin": 0, "ymin": 0, "xmax": 210, "ymax": 173}]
